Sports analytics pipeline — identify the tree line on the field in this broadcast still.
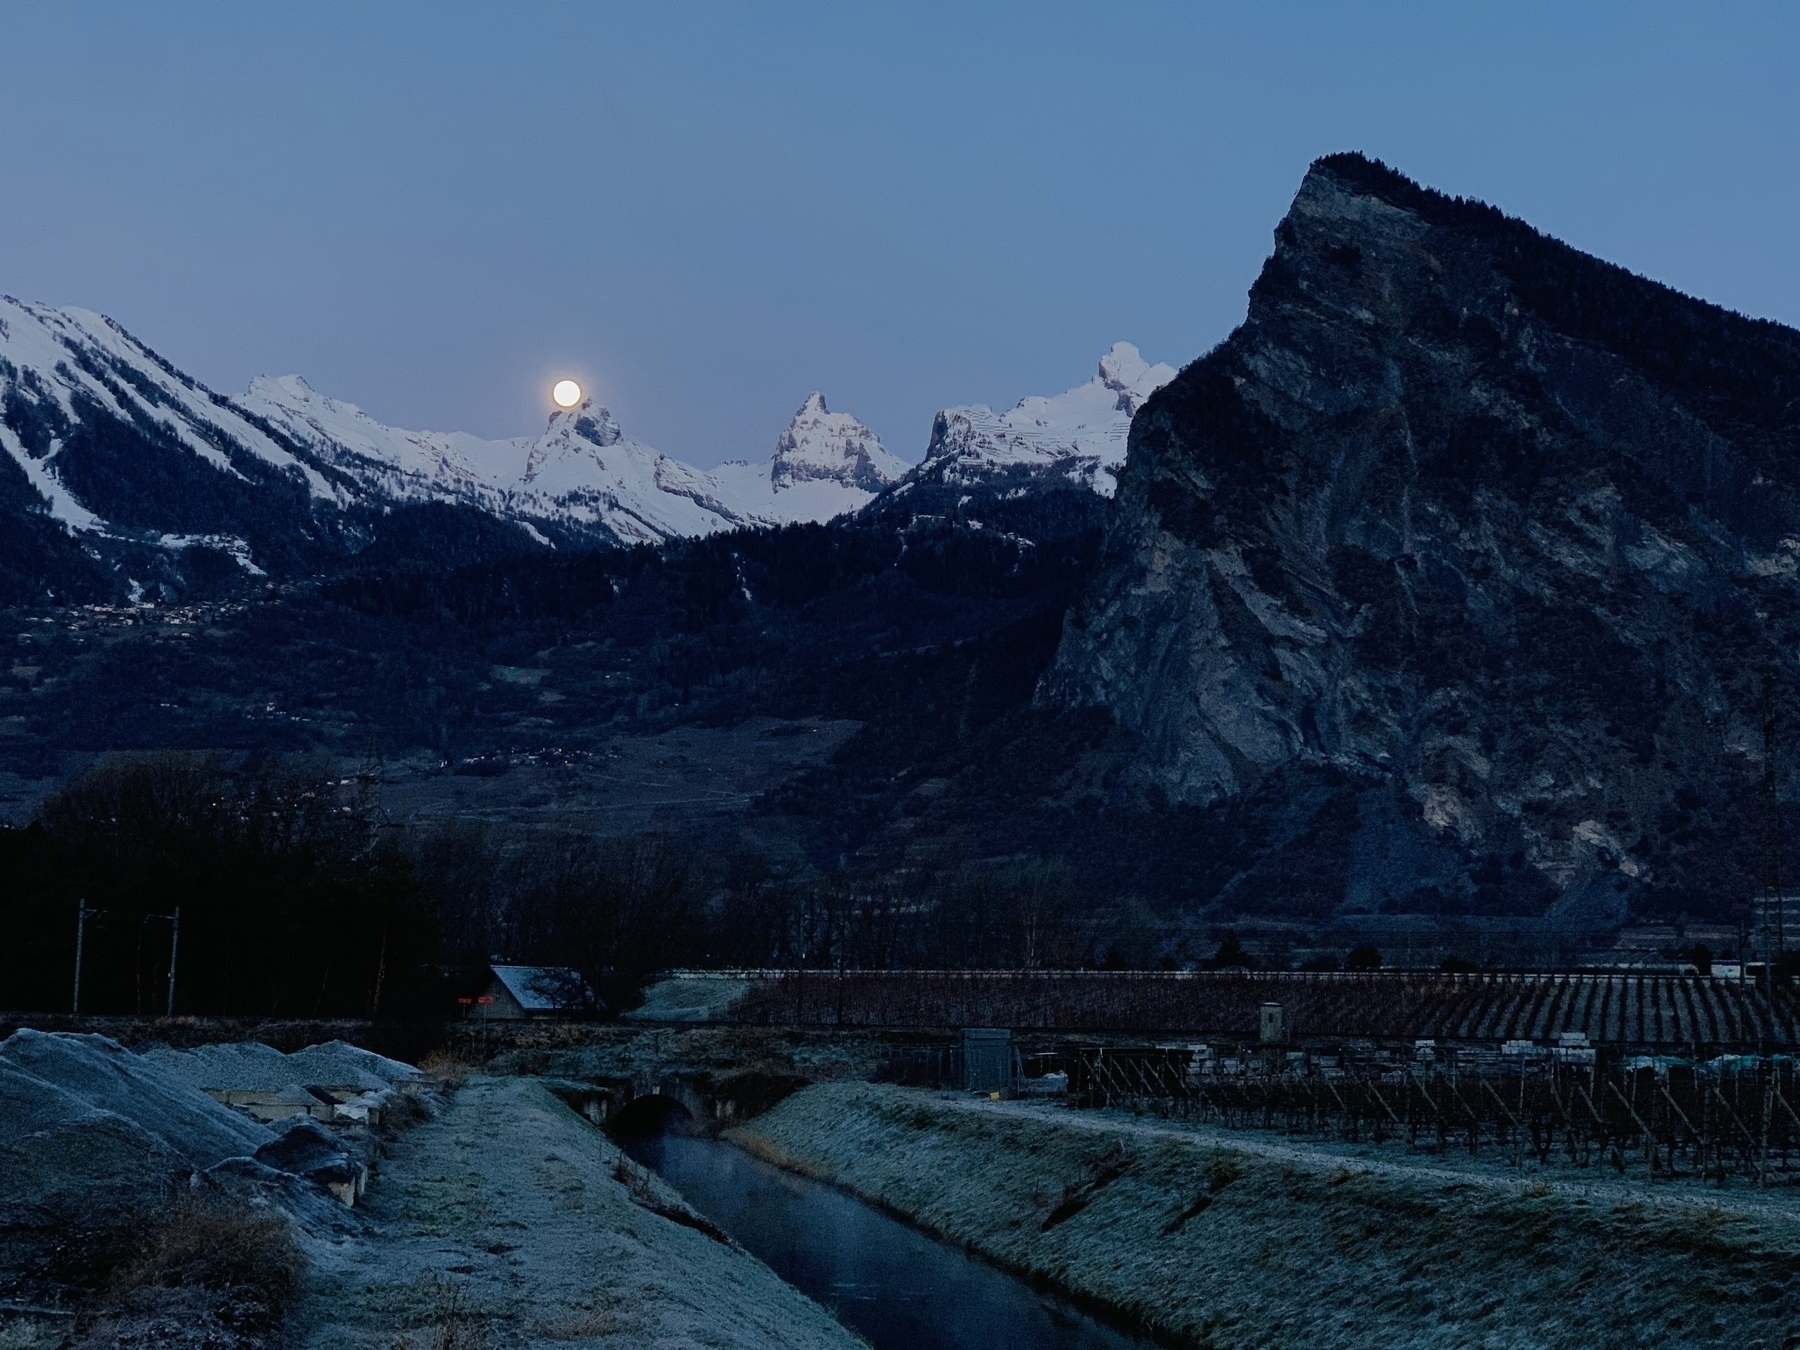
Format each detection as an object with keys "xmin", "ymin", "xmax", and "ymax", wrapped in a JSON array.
[{"xmin": 0, "ymin": 750, "xmax": 1181, "ymax": 1020}]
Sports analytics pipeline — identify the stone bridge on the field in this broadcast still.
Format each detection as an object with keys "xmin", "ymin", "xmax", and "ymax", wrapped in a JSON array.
[
  {"xmin": 540, "ymin": 1065, "xmax": 805, "ymax": 1136},
  {"xmin": 443, "ymin": 1023, "xmax": 903, "ymax": 1136}
]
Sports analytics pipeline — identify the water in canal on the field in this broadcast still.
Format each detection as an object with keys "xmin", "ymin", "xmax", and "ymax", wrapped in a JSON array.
[{"xmin": 623, "ymin": 1130, "xmax": 1151, "ymax": 1350}]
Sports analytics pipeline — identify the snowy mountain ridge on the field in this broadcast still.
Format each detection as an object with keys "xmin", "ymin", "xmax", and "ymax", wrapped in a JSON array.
[
  {"xmin": 241, "ymin": 377, "xmax": 909, "ymax": 543},
  {"xmin": 239, "ymin": 376, "xmax": 780, "ymax": 546},
  {"xmin": 905, "ymin": 341, "xmax": 1176, "ymax": 498},
  {"xmin": 0, "ymin": 297, "xmax": 338, "ymax": 531},
  {"xmin": 0, "ymin": 301, "xmax": 898, "ymax": 568},
  {"xmin": 0, "ymin": 294, "xmax": 1174, "ymax": 603}
]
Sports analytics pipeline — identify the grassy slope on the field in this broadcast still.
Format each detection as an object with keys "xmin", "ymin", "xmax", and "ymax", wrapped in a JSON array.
[{"xmin": 731, "ymin": 1083, "xmax": 1800, "ymax": 1349}]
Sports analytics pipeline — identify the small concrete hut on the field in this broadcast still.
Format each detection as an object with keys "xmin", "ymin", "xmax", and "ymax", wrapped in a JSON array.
[{"xmin": 479, "ymin": 965, "xmax": 595, "ymax": 1020}]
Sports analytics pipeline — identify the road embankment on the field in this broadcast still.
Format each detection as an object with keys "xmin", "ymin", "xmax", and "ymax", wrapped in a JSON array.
[{"xmin": 730, "ymin": 1083, "xmax": 1800, "ymax": 1349}]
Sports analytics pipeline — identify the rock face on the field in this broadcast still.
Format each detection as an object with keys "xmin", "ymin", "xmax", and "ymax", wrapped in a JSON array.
[
  {"xmin": 903, "ymin": 342, "xmax": 1176, "ymax": 498},
  {"xmin": 771, "ymin": 392, "xmax": 907, "ymax": 494},
  {"xmin": 1047, "ymin": 154, "xmax": 1800, "ymax": 925}
]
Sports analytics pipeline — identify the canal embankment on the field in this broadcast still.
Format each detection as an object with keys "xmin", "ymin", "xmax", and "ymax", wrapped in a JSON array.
[
  {"xmin": 730, "ymin": 1082, "xmax": 1800, "ymax": 1349},
  {"xmin": 291, "ymin": 1076, "xmax": 864, "ymax": 1348}
]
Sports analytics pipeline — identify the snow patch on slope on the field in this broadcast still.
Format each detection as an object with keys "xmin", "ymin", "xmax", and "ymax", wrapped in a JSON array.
[{"xmin": 0, "ymin": 424, "xmax": 102, "ymax": 533}]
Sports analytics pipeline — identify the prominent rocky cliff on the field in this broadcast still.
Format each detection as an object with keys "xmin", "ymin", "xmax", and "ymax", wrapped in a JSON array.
[{"xmin": 1046, "ymin": 154, "xmax": 1800, "ymax": 927}]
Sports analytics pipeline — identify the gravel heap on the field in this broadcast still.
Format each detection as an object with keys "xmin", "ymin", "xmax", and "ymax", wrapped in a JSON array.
[
  {"xmin": 142, "ymin": 1038, "xmax": 420, "ymax": 1094},
  {"xmin": 0, "ymin": 1031, "xmax": 274, "ymax": 1231},
  {"xmin": 284, "ymin": 1041, "xmax": 419, "ymax": 1090},
  {"xmin": 138, "ymin": 1039, "xmax": 294, "ymax": 1091}
]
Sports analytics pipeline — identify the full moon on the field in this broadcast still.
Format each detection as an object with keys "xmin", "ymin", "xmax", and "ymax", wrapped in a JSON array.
[{"xmin": 551, "ymin": 379, "xmax": 583, "ymax": 408}]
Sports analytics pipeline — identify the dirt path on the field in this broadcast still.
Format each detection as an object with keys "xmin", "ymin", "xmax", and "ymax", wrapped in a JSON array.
[{"xmin": 292, "ymin": 1077, "xmax": 863, "ymax": 1349}]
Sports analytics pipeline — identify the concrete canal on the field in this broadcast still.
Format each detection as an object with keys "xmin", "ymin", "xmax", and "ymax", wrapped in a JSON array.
[{"xmin": 623, "ymin": 1128, "xmax": 1152, "ymax": 1350}]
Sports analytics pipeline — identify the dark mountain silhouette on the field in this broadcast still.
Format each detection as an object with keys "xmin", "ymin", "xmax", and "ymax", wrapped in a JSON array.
[{"xmin": 1045, "ymin": 152, "xmax": 1800, "ymax": 933}]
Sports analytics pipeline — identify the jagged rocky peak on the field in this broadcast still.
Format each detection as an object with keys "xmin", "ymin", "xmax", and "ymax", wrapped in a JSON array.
[
  {"xmin": 907, "ymin": 342, "xmax": 1176, "ymax": 497},
  {"xmin": 1046, "ymin": 152, "xmax": 1800, "ymax": 927},
  {"xmin": 770, "ymin": 392, "xmax": 905, "ymax": 493},
  {"xmin": 522, "ymin": 397, "xmax": 624, "ymax": 480},
  {"xmin": 1096, "ymin": 341, "xmax": 1174, "ymax": 414}
]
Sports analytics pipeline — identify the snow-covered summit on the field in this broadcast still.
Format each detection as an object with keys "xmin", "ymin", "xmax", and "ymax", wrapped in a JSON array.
[
  {"xmin": 510, "ymin": 398, "xmax": 764, "ymax": 544},
  {"xmin": 707, "ymin": 391, "xmax": 904, "ymax": 527},
  {"xmin": 909, "ymin": 342, "xmax": 1177, "ymax": 497},
  {"xmin": 1095, "ymin": 341, "xmax": 1177, "ymax": 415},
  {"xmin": 771, "ymin": 393, "xmax": 907, "ymax": 494}
]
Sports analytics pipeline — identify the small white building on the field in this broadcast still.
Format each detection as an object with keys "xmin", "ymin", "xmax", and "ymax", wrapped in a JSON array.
[{"xmin": 478, "ymin": 965, "xmax": 595, "ymax": 1020}]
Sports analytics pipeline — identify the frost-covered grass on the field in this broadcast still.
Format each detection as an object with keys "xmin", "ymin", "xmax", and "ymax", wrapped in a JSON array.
[
  {"xmin": 293, "ymin": 1076, "xmax": 862, "ymax": 1349},
  {"xmin": 62, "ymin": 1197, "xmax": 304, "ymax": 1349},
  {"xmin": 732, "ymin": 1083, "xmax": 1800, "ymax": 1349}
]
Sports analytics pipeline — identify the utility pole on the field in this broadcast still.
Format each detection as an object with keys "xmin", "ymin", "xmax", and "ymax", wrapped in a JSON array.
[
  {"xmin": 72, "ymin": 899, "xmax": 100, "ymax": 1014},
  {"xmin": 1762, "ymin": 673, "xmax": 1786, "ymax": 963},
  {"xmin": 165, "ymin": 907, "xmax": 181, "ymax": 1017}
]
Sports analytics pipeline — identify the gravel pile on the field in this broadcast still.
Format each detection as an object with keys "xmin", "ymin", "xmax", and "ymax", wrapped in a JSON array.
[
  {"xmin": 143, "ymin": 1039, "xmax": 419, "ymax": 1094},
  {"xmin": 140, "ymin": 1040, "xmax": 295, "ymax": 1091},
  {"xmin": 0, "ymin": 1031, "xmax": 274, "ymax": 1232},
  {"xmin": 284, "ymin": 1041, "xmax": 418, "ymax": 1090}
]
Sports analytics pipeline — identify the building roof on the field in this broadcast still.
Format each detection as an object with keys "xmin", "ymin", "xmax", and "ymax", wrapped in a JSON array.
[{"xmin": 489, "ymin": 965, "xmax": 592, "ymax": 1013}]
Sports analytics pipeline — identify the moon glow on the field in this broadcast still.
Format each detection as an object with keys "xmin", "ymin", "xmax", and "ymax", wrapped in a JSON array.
[{"xmin": 552, "ymin": 379, "xmax": 583, "ymax": 408}]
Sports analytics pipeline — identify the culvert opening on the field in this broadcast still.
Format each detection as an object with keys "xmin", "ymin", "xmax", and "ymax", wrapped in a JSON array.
[{"xmin": 608, "ymin": 1093, "xmax": 696, "ymax": 1141}]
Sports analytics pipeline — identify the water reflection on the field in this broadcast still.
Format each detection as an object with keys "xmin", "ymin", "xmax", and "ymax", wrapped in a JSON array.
[{"xmin": 625, "ymin": 1131, "xmax": 1149, "ymax": 1350}]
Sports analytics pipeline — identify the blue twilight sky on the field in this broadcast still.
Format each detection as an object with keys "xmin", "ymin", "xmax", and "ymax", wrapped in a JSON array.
[{"xmin": 0, "ymin": 3, "xmax": 1795, "ymax": 467}]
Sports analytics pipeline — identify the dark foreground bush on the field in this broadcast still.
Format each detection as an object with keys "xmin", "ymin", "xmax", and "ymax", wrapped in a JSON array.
[{"xmin": 67, "ymin": 1198, "xmax": 304, "ymax": 1348}]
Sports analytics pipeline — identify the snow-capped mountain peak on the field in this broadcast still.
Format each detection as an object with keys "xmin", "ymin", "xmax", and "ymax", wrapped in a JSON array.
[
  {"xmin": 770, "ymin": 392, "xmax": 907, "ymax": 494},
  {"xmin": 507, "ymin": 397, "xmax": 762, "ymax": 544},
  {"xmin": 1097, "ymin": 341, "xmax": 1176, "ymax": 414},
  {"xmin": 521, "ymin": 401, "xmax": 622, "ymax": 482},
  {"xmin": 907, "ymin": 341, "xmax": 1177, "ymax": 498}
]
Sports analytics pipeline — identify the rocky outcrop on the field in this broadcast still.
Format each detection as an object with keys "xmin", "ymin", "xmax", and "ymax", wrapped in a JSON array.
[{"xmin": 1046, "ymin": 154, "xmax": 1800, "ymax": 924}]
